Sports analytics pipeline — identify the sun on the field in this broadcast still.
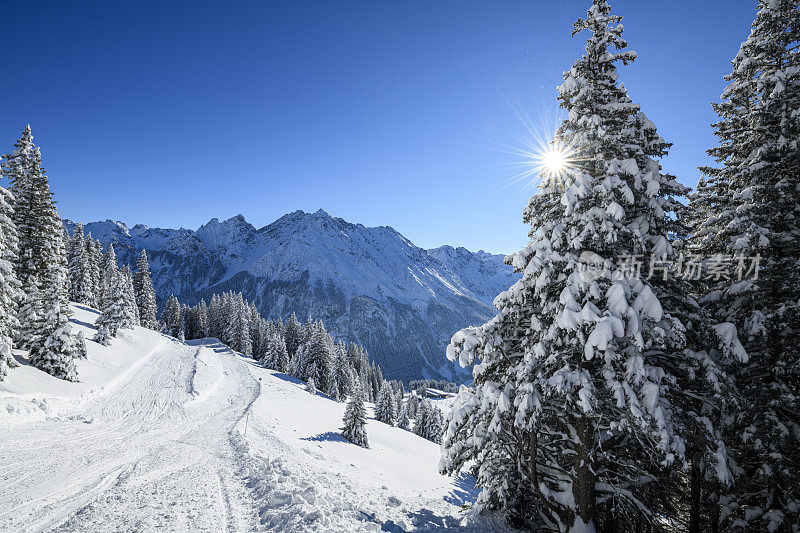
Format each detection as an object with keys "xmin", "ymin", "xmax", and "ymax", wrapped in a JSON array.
[{"xmin": 540, "ymin": 146, "xmax": 569, "ymax": 174}]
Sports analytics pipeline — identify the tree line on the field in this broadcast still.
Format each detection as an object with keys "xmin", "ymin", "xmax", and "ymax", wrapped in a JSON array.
[{"xmin": 441, "ymin": 1, "xmax": 799, "ymax": 532}]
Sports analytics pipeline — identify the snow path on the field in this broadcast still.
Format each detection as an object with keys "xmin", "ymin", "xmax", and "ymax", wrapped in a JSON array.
[
  {"xmin": 1, "ymin": 328, "xmax": 509, "ymax": 532},
  {"xmin": 0, "ymin": 341, "xmax": 261, "ymax": 532}
]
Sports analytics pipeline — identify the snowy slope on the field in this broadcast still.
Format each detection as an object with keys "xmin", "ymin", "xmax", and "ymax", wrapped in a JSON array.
[
  {"xmin": 64, "ymin": 211, "xmax": 518, "ymax": 381},
  {"xmin": 0, "ymin": 307, "xmax": 511, "ymax": 532},
  {"xmin": 232, "ymin": 350, "xmax": 499, "ymax": 531},
  {"xmin": 0, "ymin": 305, "xmax": 165, "ymax": 427}
]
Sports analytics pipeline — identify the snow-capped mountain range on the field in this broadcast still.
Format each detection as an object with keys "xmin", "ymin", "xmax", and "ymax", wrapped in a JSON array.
[{"xmin": 63, "ymin": 210, "xmax": 518, "ymax": 381}]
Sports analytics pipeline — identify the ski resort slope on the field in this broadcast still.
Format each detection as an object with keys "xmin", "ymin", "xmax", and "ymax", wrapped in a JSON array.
[{"xmin": 0, "ymin": 307, "xmax": 509, "ymax": 532}]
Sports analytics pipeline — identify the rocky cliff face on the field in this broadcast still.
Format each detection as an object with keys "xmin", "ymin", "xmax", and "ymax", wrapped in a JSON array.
[{"xmin": 65, "ymin": 210, "xmax": 518, "ymax": 381}]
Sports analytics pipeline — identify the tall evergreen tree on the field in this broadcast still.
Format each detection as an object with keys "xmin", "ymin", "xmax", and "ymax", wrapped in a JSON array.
[
  {"xmin": 4, "ymin": 127, "xmax": 44, "ymax": 348},
  {"xmin": 0, "ymin": 158, "xmax": 21, "ymax": 378},
  {"xmin": 195, "ymin": 299, "xmax": 209, "ymax": 339},
  {"xmin": 85, "ymin": 235, "xmax": 102, "ymax": 304},
  {"xmin": 342, "ymin": 386, "xmax": 369, "ymax": 448},
  {"xmin": 161, "ymin": 294, "xmax": 181, "ymax": 337},
  {"xmin": 407, "ymin": 393, "xmax": 419, "ymax": 420},
  {"xmin": 0, "ymin": 182, "xmax": 21, "ymax": 380},
  {"xmin": 4, "ymin": 126, "xmax": 78, "ymax": 379},
  {"xmin": 413, "ymin": 398, "xmax": 431, "ymax": 439},
  {"xmin": 94, "ymin": 269, "xmax": 128, "ymax": 340},
  {"xmin": 183, "ymin": 304, "xmax": 197, "ymax": 340},
  {"xmin": 688, "ymin": 1, "xmax": 800, "ymax": 530},
  {"xmin": 98, "ymin": 244, "xmax": 118, "ymax": 311},
  {"xmin": 67, "ymin": 223, "xmax": 94, "ymax": 305},
  {"xmin": 297, "ymin": 325, "xmax": 334, "ymax": 394},
  {"xmin": 263, "ymin": 332, "xmax": 289, "ymax": 372},
  {"xmin": 441, "ymin": 2, "xmax": 732, "ymax": 529},
  {"xmin": 133, "ymin": 249, "xmax": 158, "ymax": 329},
  {"xmin": 397, "ymin": 401, "xmax": 410, "ymax": 431},
  {"xmin": 374, "ymin": 382, "xmax": 397, "ymax": 425},
  {"xmin": 120, "ymin": 265, "xmax": 139, "ymax": 328},
  {"xmin": 284, "ymin": 312, "xmax": 302, "ymax": 358},
  {"xmin": 207, "ymin": 293, "xmax": 223, "ymax": 339},
  {"xmin": 332, "ymin": 341, "xmax": 351, "ymax": 402},
  {"xmin": 233, "ymin": 299, "xmax": 252, "ymax": 357}
]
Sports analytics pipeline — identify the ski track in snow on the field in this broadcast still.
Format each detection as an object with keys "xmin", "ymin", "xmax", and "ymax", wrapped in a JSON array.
[
  {"xmin": 0, "ymin": 341, "xmax": 261, "ymax": 532},
  {"xmin": 1, "ymin": 335, "xmax": 499, "ymax": 532}
]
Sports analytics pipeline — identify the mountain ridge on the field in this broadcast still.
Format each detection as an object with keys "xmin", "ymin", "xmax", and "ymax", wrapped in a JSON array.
[{"xmin": 64, "ymin": 210, "xmax": 518, "ymax": 381}]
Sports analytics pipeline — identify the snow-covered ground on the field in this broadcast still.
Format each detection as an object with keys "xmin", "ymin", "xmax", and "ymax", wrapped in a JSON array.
[
  {"xmin": 0, "ymin": 305, "xmax": 508, "ymax": 532},
  {"xmin": 0, "ymin": 305, "xmax": 165, "ymax": 427}
]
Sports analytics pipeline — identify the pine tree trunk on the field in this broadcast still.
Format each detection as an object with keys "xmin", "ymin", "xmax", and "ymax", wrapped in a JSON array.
[
  {"xmin": 689, "ymin": 450, "xmax": 702, "ymax": 533},
  {"xmin": 601, "ymin": 498, "xmax": 615, "ymax": 533},
  {"xmin": 528, "ymin": 429, "xmax": 538, "ymax": 523},
  {"xmin": 572, "ymin": 416, "xmax": 596, "ymax": 528},
  {"xmin": 710, "ymin": 497, "xmax": 720, "ymax": 533}
]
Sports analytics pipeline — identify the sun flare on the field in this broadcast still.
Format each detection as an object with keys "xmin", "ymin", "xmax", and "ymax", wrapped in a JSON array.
[{"xmin": 540, "ymin": 147, "xmax": 569, "ymax": 174}]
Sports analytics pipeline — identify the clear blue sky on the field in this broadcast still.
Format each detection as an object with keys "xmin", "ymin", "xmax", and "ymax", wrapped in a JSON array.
[{"xmin": 1, "ymin": 1, "xmax": 756, "ymax": 254}]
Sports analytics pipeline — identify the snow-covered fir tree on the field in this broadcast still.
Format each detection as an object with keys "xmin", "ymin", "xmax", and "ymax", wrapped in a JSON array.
[
  {"xmin": 67, "ymin": 223, "xmax": 95, "ymax": 306},
  {"xmin": 5, "ymin": 126, "xmax": 78, "ymax": 380},
  {"xmin": 120, "ymin": 265, "xmax": 139, "ymax": 328},
  {"xmin": 370, "ymin": 364, "xmax": 383, "ymax": 402},
  {"xmin": 35, "ymin": 322, "xmax": 78, "ymax": 381},
  {"xmin": 407, "ymin": 393, "xmax": 419, "ymax": 419},
  {"xmin": 295, "ymin": 323, "xmax": 334, "ymax": 394},
  {"xmin": 195, "ymin": 299, "xmax": 209, "ymax": 339},
  {"xmin": 74, "ymin": 330, "xmax": 87, "ymax": 359},
  {"xmin": 397, "ymin": 401, "xmax": 410, "ymax": 430},
  {"xmin": 207, "ymin": 293, "xmax": 223, "ymax": 339},
  {"xmin": 133, "ymin": 249, "xmax": 158, "ymax": 329},
  {"xmin": 688, "ymin": 1, "xmax": 800, "ymax": 530},
  {"xmin": 284, "ymin": 312, "xmax": 302, "ymax": 358},
  {"xmin": 220, "ymin": 293, "xmax": 251, "ymax": 356},
  {"xmin": 306, "ymin": 377, "xmax": 316, "ymax": 395},
  {"xmin": 412, "ymin": 398, "xmax": 430, "ymax": 438},
  {"xmin": 4, "ymin": 128, "xmax": 45, "ymax": 349},
  {"xmin": 412, "ymin": 398, "xmax": 442, "ymax": 443},
  {"xmin": 374, "ymin": 382, "xmax": 397, "ymax": 425},
  {"xmin": 219, "ymin": 293, "xmax": 235, "ymax": 346},
  {"xmin": 99, "ymin": 244, "xmax": 118, "ymax": 309},
  {"xmin": 32, "ymin": 231, "xmax": 79, "ymax": 382},
  {"xmin": 0, "ymin": 172, "xmax": 21, "ymax": 381},
  {"xmin": 263, "ymin": 332, "xmax": 289, "ymax": 372},
  {"xmin": 233, "ymin": 299, "xmax": 252, "ymax": 357},
  {"xmin": 181, "ymin": 304, "xmax": 196, "ymax": 340},
  {"xmin": 429, "ymin": 404, "xmax": 444, "ymax": 444},
  {"xmin": 161, "ymin": 294, "xmax": 181, "ymax": 338},
  {"xmin": 331, "ymin": 341, "xmax": 351, "ymax": 402},
  {"xmin": 341, "ymin": 386, "xmax": 368, "ymax": 448},
  {"xmin": 15, "ymin": 278, "xmax": 43, "ymax": 351},
  {"xmin": 93, "ymin": 324, "xmax": 112, "ymax": 347},
  {"xmin": 441, "ymin": 2, "xmax": 736, "ymax": 530},
  {"xmin": 393, "ymin": 384, "xmax": 405, "ymax": 417},
  {"xmin": 247, "ymin": 302, "xmax": 265, "ymax": 356},
  {"xmin": 94, "ymin": 269, "xmax": 128, "ymax": 340},
  {"xmin": 85, "ymin": 235, "xmax": 102, "ymax": 303}
]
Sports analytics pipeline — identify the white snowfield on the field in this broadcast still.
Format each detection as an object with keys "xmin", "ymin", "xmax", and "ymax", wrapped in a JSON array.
[{"xmin": 1, "ymin": 305, "xmax": 505, "ymax": 532}]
